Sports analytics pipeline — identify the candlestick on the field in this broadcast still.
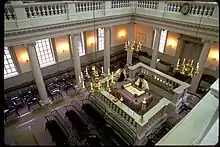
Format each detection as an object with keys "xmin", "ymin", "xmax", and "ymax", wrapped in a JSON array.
[
  {"xmin": 107, "ymin": 79, "xmax": 109, "ymax": 88},
  {"xmin": 182, "ymin": 58, "xmax": 186, "ymax": 65},
  {"xmin": 101, "ymin": 66, "xmax": 104, "ymax": 74},
  {"xmin": 111, "ymin": 72, "xmax": 114, "ymax": 84},
  {"xmin": 190, "ymin": 60, "xmax": 194, "ymax": 66},
  {"xmin": 81, "ymin": 72, "xmax": 83, "ymax": 79},
  {"xmin": 90, "ymin": 82, "xmax": 93, "ymax": 91},
  {"xmin": 82, "ymin": 80, "xmax": 85, "ymax": 89}
]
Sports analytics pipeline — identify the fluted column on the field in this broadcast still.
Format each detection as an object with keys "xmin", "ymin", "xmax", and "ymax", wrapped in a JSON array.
[
  {"xmin": 150, "ymin": 28, "xmax": 161, "ymax": 68},
  {"xmin": 104, "ymin": 27, "xmax": 111, "ymax": 74},
  {"xmin": 70, "ymin": 33, "xmax": 82, "ymax": 85},
  {"xmin": 24, "ymin": 43, "xmax": 50, "ymax": 104},
  {"xmin": 189, "ymin": 40, "xmax": 212, "ymax": 93},
  {"xmin": 127, "ymin": 23, "xmax": 134, "ymax": 66}
]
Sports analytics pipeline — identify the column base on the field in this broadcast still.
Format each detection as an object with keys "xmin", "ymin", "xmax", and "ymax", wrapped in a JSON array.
[{"xmin": 39, "ymin": 98, "xmax": 52, "ymax": 106}]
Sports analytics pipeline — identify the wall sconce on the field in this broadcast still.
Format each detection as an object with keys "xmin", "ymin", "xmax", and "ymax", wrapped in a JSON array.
[
  {"xmin": 89, "ymin": 37, "xmax": 95, "ymax": 46},
  {"xmin": 22, "ymin": 53, "xmax": 29, "ymax": 63},
  {"xmin": 118, "ymin": 30, "xmax": 126, "ymax": 39},
  {"xmin": 59, "ymin": 44, "xmax": 68, "ymax": 54},
  {"xmin": 168, "ymin": 39, "xmax": 175, "ymax": 48}
]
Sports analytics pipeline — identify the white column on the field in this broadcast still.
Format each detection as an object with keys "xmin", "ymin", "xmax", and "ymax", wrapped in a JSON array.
[
  {"xmin": 104, "ymin": 27, "xmax": 111, "ymax": 74},
  {"xmin": 189, "ymin": 40, "xmax": 212, "ymax": 93},
  {"xmin": 24, "ymin": 43, "xmax": 50, "ymax": 104},
  {"xmin": 127, "ymin": 23, "xmax": 134, "ymax": 66},
  {"xmin": 150, "ymin": 28, "xmax": 161, "ymax": 68},
  {"xmin": 70, "ymin": 33, "xmax": 82, "ymax": 85}
]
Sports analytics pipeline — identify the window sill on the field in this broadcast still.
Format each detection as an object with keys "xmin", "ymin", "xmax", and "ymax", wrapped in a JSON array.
[
  {"xmin": 40, "ymin": 61, "xmax": 56, "ymax": 68},
  {"xmin": 4, "ymin": 72, "xmax": 19, "ymax": 80}
]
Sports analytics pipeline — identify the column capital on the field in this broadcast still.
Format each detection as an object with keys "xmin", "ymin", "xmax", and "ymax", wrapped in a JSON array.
[
  {"xmin": 153, "ymin": 28, "xmax": 161, "ymax": 31},
  {"xmin": 104, "ymin": 27, "xmax": 111, "ymax": 30},
  {"xmin": 70, "ymin": 33, "xmax": 80, "ymax": 37},
  {"xmin": 201, "ymin": 39, "xmax": 213, "ymax": 44},
  {"xmin": 22, "ymin": 42, "xmax": 36, "ymax": 49}
]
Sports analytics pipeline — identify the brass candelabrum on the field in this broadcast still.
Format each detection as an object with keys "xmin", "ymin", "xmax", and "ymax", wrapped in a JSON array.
[
  {"xmin": 90, "ymin": 66, "xmax": 101, "ymax": 92},
  {"xmin": 124, "ymin": 41, "xmax": 142, "ymax": 52},
  {"xmin": 175, "ymin": 58, "xmax": 199, "ymax": 78}
]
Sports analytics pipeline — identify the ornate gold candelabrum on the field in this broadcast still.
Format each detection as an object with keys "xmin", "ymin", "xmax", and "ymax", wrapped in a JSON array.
[
  {"xmin": 90, "ymin": 66, "xmax": 102, "ymax": 92},
  {"xmin": 124, "ymin": 41, "xmax": 142, "ymax": 52},
  {"xmin": 175, "ymin": 58, "xmax": 199, "ymax": 78}
]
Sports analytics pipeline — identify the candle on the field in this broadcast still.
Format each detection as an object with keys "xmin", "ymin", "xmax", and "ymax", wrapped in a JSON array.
[
  {"xmin": 86, "ymin": 68, "xmax": 88, "ymax": 73},
  {"xmin": 177, "ymin": 59, "xmax": 180, "ymax": 65},
  {"xmin": 90, "ymin": 82, "xmax": 93, "ymax": 90},
  {"xmin": 79, "ymin": 76, "xmax": 81, "ymax": 84},
  {"xmin": 191, "ymin": 60, "xmax": 194, "ymax": 66},
  {"xmin": 107, "ymin": 79, "xmax": 109, "ymax": 87},
  {"xmin": 108, "ymin": 68, "xmax": 110, "ymax": 75},
  {"xmin": 111, "ymin": 72, "xmax": 114, "ymax": 83},
  {"xmin": 101, "ymin": 66, "xmax": 104, "ymax": 74},
  {"xmin": 82, "ymin": 81, "xmax": 85, "ymax": 88},
  {"xmin": 183, "ymin": 58, "xmax": 186, "ymax": 65},
  {"xmin": 128, "ymin": 41, "xmax": 130, "ymax": 46}
]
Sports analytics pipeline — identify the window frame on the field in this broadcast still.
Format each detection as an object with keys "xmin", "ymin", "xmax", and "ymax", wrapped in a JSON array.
[
  {"xmin": 35, "ymin": 38, "xmax": 56, "ymax": 68},
  {"xmin": 78, "ymin": 32, "xmax": 86, "ymax": 56},
  {"xmin": 98, "ymin": 28, "xmax": 104, "ymax": 51},
  {"xmin": 158, "ymin": 29, "xmax": 168, "ymax": 54},
  {"xmin": 4, "ymin": 46, "xmax": 19, "ymax": 79}
]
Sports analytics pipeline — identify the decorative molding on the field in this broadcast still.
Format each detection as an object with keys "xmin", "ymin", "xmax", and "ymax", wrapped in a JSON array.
[{"xmin": 22, "ymin": 42, "xmax": 36, "ymax": 49}]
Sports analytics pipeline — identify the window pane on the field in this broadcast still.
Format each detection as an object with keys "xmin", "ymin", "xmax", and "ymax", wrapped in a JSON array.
[
  {"xmin": 158, "ymin": 30, "xmax": 168, "ymax": 53},
  {"xmin": 98, "ymin": 28, "xmax": 104, "ymax": 51},
  {"xmin": 35, "ymin": 38, "xmax": 56, "ymax": 67},
  {"xmin": 4, "ymin": 46, "xmax": 18, "ymax": 79}
]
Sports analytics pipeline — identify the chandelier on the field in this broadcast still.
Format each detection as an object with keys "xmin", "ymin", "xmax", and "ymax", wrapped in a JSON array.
[
  {"xmin": 124, "ymin": 41, "xmax": 142, "ymax": 52},
  {"xmin": 174, "ymin": 58, "xmax": 199, "ymax": 78}
]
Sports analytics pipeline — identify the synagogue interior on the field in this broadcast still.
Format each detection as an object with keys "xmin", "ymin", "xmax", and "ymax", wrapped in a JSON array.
[{"xmin": 4, "ymin": 0, "xmax": 219, "ymax": 146}]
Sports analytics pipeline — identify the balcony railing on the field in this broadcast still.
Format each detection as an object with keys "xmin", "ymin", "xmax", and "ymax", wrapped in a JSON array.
[{"xmin": 4, "ymin": 1, "xmax": 218, "ymax": 31}]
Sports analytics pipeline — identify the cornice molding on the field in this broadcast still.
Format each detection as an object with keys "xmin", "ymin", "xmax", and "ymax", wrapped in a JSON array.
[
  {"xmin": 5, "ymin": 14, "xmax": 131, "ymax": 37},
  {"xmin": 4, "ymin": 13, "xmax": 218, "ymax": 45}
]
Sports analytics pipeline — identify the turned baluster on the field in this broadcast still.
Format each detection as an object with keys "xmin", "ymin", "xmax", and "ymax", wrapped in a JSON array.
[
  {"xmin": 170, "ymin": 3, "xmax": 174, "ymax": 11},
  {"xmin": 6, "ymin": 8, "xmax": 11, "ymax": 20},
  {"xmin": 195, "ymin": 5, "xmax": 199, "ymax": 15},
  {"xmin": 199, "ymin": 5, "xmax": 204, "ymax": 16},
  {"xmin": 203, "ymin": 5, "xmax": 208, "ymax": 16},
  {"xmin": 45, "ymin": 5, "xmax": 50, "ymax": 16},
  {"xmin": 87, "ymin": 2, "xmax": 91, "ymax": 11},
  {"xmin": 42, "ymin": 5, "xmax": 46, "ymax": 16},
  {"xmin": 58, "ymin": 4, "xmax": 62, "ymax": 14},
  {"xmin": 78, "ymin": 3, "xmax": 81, "ymax": 12},
  {"xmin": 28, "ymin": 6, "xmax": 33, "ymax": 18},
  {"xmin": 54, "ymin": 4, "xmax": 58, "ymax": 14},
  {"xmin": 176, "ymin": 3, "xmax": 180, "ymax": 12},
  {"xmin": 166, "ymin": 3, "xmax": 170, "ymax": 11},
  {"xmin": 81, "ymin": 3, "xmax": 85, "ymax": 12},
  {"xmin": 32, "ymin": 6, "xmax": 37, "ymax": 17},
  {"xmin": 4, "ymin": 9, "xmax": 7, "ymax": 20},
  {"xmin": 207, "ymin": 6, "xmax": 213, "ymax": 16},
  {"xmin": 36, "ymin": 6, "xmax": 40, "ymax": 16},
  {"xmin": 173, "ymin": 3, "xmax": 177, "ymax": 12},
  {"xmin": 61, "ymin": 4, "xmax": 65, "ymax": 14},
  {"xmin": 190, "ymin": 4, "xmax": 195, "ymax": 15}
]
